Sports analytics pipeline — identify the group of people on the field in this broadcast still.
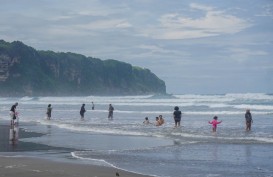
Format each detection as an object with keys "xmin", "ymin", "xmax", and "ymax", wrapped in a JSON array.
[
  {"xmin": 9, "ymin": 103, "xmax": 253, "ymax": 133},
  {"xmin": 143, "ymin": 115, "xmax": 165, "ymax": 126},
  {"xmin": 143, "ymin": 106, "xmax": 182, "ymax": 127},
  {"xmin": 9, "ymin": 102, "xmax": 113, "ymax": 121},
  {"xmin": 207, "ymin": 109, "xmax": 253, "ymax": 132},
  {"xmin": 47, "ymin": 102, "xmax": 114, "ymax": 120},
  {"xmin": 143, "ymin": 106, "xmax": 253, "ymax": 133}
]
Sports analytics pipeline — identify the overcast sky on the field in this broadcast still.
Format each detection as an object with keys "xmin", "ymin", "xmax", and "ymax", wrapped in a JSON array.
[{"xmin": 1, "ymin": 0, "xmax": 272, "ymax": 94}]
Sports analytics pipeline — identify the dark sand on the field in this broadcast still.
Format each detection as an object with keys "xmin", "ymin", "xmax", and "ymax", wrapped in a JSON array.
[
  {"xmin": 0, "ymin": 124, "xmax": 152, "ymax": 177},
  {"xmin": 0, "ymin": 156, "xmax": 152, "ymax": 177}
]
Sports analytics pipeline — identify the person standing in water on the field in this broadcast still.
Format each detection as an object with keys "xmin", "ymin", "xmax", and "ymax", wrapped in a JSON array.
[
  {"xmin": 46, "ymin": 104, "xmax": 53, "ymax": 120},
  {"xmin": 91, "ymin": 101, "xmax": 95, "ymax": 110},
  {"xmin": 245, "ymin": 109, "xmax": 253, "ymax": 131},
  {"xmin": 80, "ymin": 104, "xmax": 86, "ymax": 120},
  {"xmin": 208, "ymin": 116, "xmax": 222, "ymax": 132},
  {"xmin": 173, "ymin": 106, "xmax": 182, "ymax": 127},
  {"xmin": 108, "ymin": 104, "xmax": 114, "ymax": 120},
  {"xmin": 10, "ymin": 102, "xmax": 18, "ymax": 120}
]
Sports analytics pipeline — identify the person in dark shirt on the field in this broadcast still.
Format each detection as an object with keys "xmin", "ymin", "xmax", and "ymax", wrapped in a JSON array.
[
  {"xmin": 46, "ymin": 104, "xmax": 53, "ymax": 120},
  {"xmin": 80, "ymin": 104, "xmax": 86, "ymax": 120},
  {"xmin": 108, "ymin": 104, "xmax": 114, "ymax": 120},
  {"xmin": 173, "ymin": 106, "xmax": 182, "ymax": 127},
  {"xmin": 245, "ymin": 109, "xmax": 253, "ymax": 131},
  {"xmin": 91, "ymin": 102, "xmax": 95, "ymax": 110},
  {"xmin": 10, "ymin": 102, "xmax": 18, "ymax": 120}
]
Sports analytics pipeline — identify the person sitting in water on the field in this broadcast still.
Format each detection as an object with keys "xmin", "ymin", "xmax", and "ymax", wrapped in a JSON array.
[
  {"xmin": 155, "ymin": 117, "xmax": 161, "ymax": 126},
  {"xmin": 158, "ymin": 115, "xmax": 165, "ymax": 125},
  {"xmin": 143, "ymin": 117, "xmax": 152, "ymax": 125}
]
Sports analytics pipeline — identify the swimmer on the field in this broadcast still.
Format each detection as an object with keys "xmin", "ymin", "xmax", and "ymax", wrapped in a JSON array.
[
  {"xmin": 143, "ymin": 117, "xmax": 152, "ymax": 125},
  {"xmin": 155, "ymin": 117, "xmax": 161, "ymax": 126},
  {"xmin": 158, "ymin": 115, "xmax": 165, "ymax": 125}
]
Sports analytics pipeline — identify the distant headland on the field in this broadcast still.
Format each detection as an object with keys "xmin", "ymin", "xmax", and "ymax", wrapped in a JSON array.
[{"xmin": 0, "ymin": 40, "xmax": 166, "ymax": 96}]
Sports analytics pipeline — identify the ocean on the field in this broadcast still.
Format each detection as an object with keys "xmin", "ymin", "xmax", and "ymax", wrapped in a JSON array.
[{"xmin": 0, "ymin": 93, "xmax": 273, "ymax": 177}]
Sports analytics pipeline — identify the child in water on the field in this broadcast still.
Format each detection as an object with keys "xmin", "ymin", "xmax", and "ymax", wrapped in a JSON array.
[
  {"xmin": 143, "ymin": 117, "xmax": 151, "ymax": 125},
  {"xmin": 158, "ymin": 115, "xmax": 165, "ymax": 125},
  {"xmin": 208, "ymin": 116, "xmax": 222, "ymax": 132},
  {"xmin": 155, "ymin": 117, "xmax": 161, "ymax": 126}
]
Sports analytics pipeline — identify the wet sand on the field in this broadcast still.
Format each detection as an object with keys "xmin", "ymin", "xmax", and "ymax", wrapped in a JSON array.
[
  {"xmin": 0, "ymin": 123, "xmax": 152, "ymax": 177},
  {"xmin": 0, "ymin": 156, "xmax": 152, "ymax": 177}
]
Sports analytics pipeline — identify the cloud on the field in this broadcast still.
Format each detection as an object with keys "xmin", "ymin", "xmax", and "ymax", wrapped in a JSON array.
[
  {"xmin": 228, "ymin": 48, "xmax": 268, "ymax": 62},
  {"xmin": 256, "ymin": 4, "xmax": 273, "ymax": 19},
  {"xmin": 141, "ymin": 3, "xmax": 252, "ymax": 40},
  {"xmin": 74, "ymin": 19, "xmax": 132, "ymax": 30},
  {"xmin": 190, "ymin": 3, "xmax": 214, "ymax": 11}
]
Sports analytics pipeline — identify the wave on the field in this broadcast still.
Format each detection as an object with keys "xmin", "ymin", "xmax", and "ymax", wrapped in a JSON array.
[
  {"xmin": 170, "ymin": 132, "xmax": 273, "ymax": 144},
  {"xmin": 147, "ymin": 94, "xmax": 177, "ymax": 99},
  {"xmin": 19, "ymin": 96, "xmax": 39, "ymax": 101},
  {"xmin": 23, "ymin": 116, "xmax": 273, "ymax": 145},
  {"xmin": 21, "ymin": 108, "xmax": 271, "ymax": 115},
  {"xmin": 71, "ymin": 151, "xmax": 158, "ymax": 177},
  {"xmin": 225, "ymin": 93, "xmax": 273, "ymax": 100},
  {"xmin": 71, "ymin": 151, "xmax": 115, "ymax": 167},
  {"xmin": 184, "ymin": 111, "xmax": 273, "ymax": 115},
  {"xmin": 36, "ymin": 119, "xmax": 151, "ymax": 137},
  {"xmin": 233, "ymin": 104, "xmax": 273, "ymax": 110}
]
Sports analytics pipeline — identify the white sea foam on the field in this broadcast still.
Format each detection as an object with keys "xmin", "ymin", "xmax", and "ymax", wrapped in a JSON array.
[
  {"xmin": 71, "ymin": 151, "xmax": 115, "ymax": 167},
  {"xmin": 19, "ymin": 96, "xmax": 34, "ymax": 101},
  {"xmin": 233, "ymin": 104, "xmax": 273, "ymax": 110},
  {"xmin": 225, "ymin": 93, "xmax": 273, "ymax": 100}
]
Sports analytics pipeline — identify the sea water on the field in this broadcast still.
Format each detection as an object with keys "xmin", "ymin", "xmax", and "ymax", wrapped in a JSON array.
[{"xmin": 0, "ymin": 93, "xmax": 273, "ymax": 177}]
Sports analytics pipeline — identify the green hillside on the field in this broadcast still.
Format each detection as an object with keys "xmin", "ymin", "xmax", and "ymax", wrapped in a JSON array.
[{"xmin": 0, "ymin": 40, "xmax": 166, "ymax": 96}]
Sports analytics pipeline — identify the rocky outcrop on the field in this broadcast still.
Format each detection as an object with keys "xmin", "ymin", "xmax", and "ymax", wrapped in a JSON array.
[{"xmin": 0, "ymin": 55, "xmax": 19, "ymax": 81}]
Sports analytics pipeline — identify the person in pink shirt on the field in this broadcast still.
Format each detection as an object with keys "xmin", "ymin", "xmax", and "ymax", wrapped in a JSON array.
[{"xmin": 208, "ymin": 116, "xmax": 222, "ymax": 132}]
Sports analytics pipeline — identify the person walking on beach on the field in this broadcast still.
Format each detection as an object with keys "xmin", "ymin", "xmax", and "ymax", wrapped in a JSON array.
[
  {"xmin": 10, "ymin": 102, "xmax": 18, "ymax": 120},
  {"xmin": 245, "ymin": 109, "xmax": 253, "ymax": 131},
  {"xmin": 80, "ymin": 104, "xmax": 86, "ymax": 120},
  {"xmin": 46, "ymin": 104, "xmax": 52, "ymax": 120},
  {"xmin": 208, "ymin": 116, "xmax": 222, "ymax": 132},
  {"xmin": 108, "ymin": 104, "xmax": 114, "ymax": 120},
  {"xmin": 173, "ymin": 106, "xmax": 182, "ymax": 127},
  {"xmin": 91, "ymin": 101, "xmax": 95, "ymax": 110}
]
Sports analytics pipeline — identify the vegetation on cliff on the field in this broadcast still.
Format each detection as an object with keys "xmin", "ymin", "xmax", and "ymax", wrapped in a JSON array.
[{"xmin": 0, "ymin": 40, "xmax": 166, "ymax": 96}]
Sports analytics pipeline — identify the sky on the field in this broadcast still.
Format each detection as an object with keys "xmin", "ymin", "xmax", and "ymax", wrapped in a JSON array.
[{"xmin": 0, "ymin": 0, "xmax": 272, "ymax": 94}]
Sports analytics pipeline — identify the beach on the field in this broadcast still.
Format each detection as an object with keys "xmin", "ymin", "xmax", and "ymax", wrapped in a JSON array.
[
  {"xmin": 0, "ymin": 156, "xmax": 151, "ymax": 177},
  {"xmin": 0, "ymin": 156, "xmax": 153, "ymax": 177},
  {"xmin": 0, "ymin": 94, "xmax": 273, "ymax": 177},
  {"xmin": 0, "ymin": 124, "xmax": 151, "ymax": 177}
]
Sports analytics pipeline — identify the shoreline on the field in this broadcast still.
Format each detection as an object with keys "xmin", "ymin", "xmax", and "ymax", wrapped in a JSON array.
[
  {"xmin": 0, "ymin": 122, "xmax": 153, "ymax": 177},
  {"xmin": 0, "ymin": 156, "xmax": 153, "ymax": 177}
]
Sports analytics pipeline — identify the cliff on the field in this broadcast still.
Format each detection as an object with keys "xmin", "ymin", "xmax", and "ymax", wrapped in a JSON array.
[{"xmin": 0, "ymin": 40, "xmax": 166, "ymax": 96}]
